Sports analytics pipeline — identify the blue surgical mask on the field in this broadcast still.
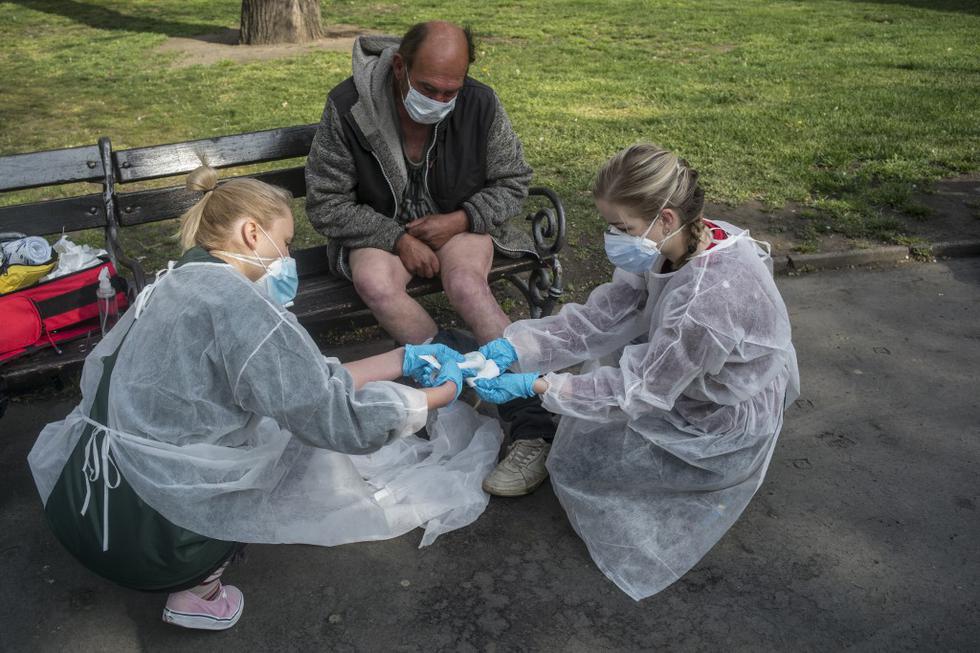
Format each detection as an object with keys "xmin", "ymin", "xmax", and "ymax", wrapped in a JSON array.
[
  {"xmin": 603, "ymin": 168, "xmax": 686, "ymax": 274},
  {"xmin": 402, "ymin": 73, "xmax": 456, "ymax": 124},
  {"xmin": 257, "ymin": 255, "xmax": 299, "ymax": 307},
  {"xmin": 603, "ymin": 216, "xmax": 687, "ymax": 275},
  {"xmin": 604, "ymin": 220, "xmax": 658, "ymax": 275},
  {"xmin": 214, "ymin": 225, "xmax": 299, "ymax": 307}
]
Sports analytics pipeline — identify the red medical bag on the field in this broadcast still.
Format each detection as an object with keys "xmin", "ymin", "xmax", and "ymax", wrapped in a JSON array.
[{"xmin": 0, "ymin": 258, "xmax": 128, "ymax": 363}]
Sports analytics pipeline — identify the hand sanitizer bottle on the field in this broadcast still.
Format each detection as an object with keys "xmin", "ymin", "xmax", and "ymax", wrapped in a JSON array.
[{"xmin": 96, "ymin": 267, "xmax": 118, "ymax": 335}]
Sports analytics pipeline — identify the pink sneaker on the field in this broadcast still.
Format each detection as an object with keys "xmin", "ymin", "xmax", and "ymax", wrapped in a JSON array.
[{"xmin": 162, "ymin": 584, "xmax": 244, "ymax": 631}]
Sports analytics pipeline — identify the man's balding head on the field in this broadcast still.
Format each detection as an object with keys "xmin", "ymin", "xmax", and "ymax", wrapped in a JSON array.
[
  {"xmin": 398, "ymin": 21, "xmax": 475, "ymax": 72},
  {"xmin": 393, "ymin": 21, "xmax": 475, "ymax": 105}
]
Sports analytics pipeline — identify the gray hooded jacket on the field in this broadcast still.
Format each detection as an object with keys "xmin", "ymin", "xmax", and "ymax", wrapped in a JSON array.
[{"xmin": 305, "ymin": 36, "xmax": 536, "ymax": 279}]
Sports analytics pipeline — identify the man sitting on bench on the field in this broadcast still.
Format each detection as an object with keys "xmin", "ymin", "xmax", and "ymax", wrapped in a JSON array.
[{"xmin": 305, "ymin": 21, "xmax": 555, "ymax": 496}]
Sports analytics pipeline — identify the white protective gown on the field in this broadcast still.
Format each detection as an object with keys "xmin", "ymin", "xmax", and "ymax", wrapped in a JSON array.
[
  {"xmin": 505, "ymin": 220, "xmax": 800, "ymax": 600},
  {"xmin": 28, "ymin": 255, "xmax": 501, "ymax": 548}
]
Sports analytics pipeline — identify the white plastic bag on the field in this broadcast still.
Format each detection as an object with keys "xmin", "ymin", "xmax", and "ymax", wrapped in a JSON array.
[
  {"xmin": 41, "ymin": 236, "xmax": 108, "ymax": 281},
  {"xmin": 351, "ymin": 401, "xmax": 504, "ymax": 546}
]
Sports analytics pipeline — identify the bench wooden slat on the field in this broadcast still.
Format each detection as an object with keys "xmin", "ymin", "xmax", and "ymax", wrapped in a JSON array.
[
  {"xmin": 114, "ymin": 125, "xmax": 317, "ymax": 183},
  {"xmin": 0, "ymin": 194, "xmax": 107, "ymax": 236},
  {"xmin": 0, "ymin": 145, "xmax": 104, "ymax": 192},
  {"xmin": 293, "ymin": 244, "xmax": 331, "ymax": 278},
  {"xmin": 0, "ymin": 337, "xmax": 96, "ymax": 387},
  {"xmin": 116, "ymin": 167, "xmax": 307, "ymax": 226}
]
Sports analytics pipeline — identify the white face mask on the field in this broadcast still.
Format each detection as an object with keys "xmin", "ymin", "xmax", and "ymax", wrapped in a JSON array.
[{"xmin": 402, "ymin": 71, "xmax": 456, "ymax": 124}]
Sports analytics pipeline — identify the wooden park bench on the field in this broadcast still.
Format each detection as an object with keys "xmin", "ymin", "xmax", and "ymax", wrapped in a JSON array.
[{"xmin": 0, "ymin": 127, "xmax": 565, "ymax": 391}]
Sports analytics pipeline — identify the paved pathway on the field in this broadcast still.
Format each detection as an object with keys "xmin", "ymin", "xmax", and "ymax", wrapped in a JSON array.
[{"xmin": 1, "ymin": 259, "xmax": 977, "ymax": 651}]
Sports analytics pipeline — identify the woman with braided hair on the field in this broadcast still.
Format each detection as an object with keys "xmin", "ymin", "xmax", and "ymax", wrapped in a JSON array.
[{"xmin": 471, "ymin": 143, "xmax": 800, "ymax": 600}]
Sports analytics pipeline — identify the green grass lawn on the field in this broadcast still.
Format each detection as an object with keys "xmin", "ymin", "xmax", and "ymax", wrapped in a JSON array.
[{"xmin": 1, "ymin": 0, "xmax": 978, "ymax": 269}]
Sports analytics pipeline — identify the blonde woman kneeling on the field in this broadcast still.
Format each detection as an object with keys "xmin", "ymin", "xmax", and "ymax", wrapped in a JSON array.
[
  {"xmin": 472, "ymin": 144, "xmax": 800, "ymax": 600},
  {"xmin": 28, "ymin": 167, "xmax": 466, "ymax": 630}
]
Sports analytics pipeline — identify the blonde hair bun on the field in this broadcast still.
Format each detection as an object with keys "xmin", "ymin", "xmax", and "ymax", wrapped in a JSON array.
[
  {"xmin": 186, "ymin": 165, "xmax": 219, "ymax": 193},
  {"xmin": 177, "ymin": 168, "xmax": 292, "ymax": 252}
]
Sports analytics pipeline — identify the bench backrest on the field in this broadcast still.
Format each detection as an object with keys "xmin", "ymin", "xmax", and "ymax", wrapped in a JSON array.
[
  {"xmin": 2, "ymin": 127, "xmax": 563, "ymax": 293},
  {"xmin": 110, "ymin": 124, "xmax": 327, "ymax": 280},
  {"xmin": 0, "ymin": 142, "xmax": 110, "ymax": 237},
  {"xmin": 112, "ymin": 125, "xmax": 314, "ymax": 225}
]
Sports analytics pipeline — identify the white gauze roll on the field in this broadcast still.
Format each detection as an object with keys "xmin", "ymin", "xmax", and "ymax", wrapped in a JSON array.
[{"xmin": 2, "ymin": 236, "xmax": 52, "ymax": 265}]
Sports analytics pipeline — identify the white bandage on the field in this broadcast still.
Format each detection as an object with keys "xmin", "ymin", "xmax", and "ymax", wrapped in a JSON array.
[{"xmin": 419, "ymin": 352, "xmax": 502, "ymax": 387}]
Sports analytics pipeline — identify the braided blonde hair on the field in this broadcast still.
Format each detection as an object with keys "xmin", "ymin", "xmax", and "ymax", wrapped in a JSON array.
[{"xmin": 593, "ymin": 143, "xmax": 706, "ymax": 263}]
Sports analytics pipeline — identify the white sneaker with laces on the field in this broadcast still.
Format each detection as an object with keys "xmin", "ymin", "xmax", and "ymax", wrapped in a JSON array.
[{"xmin": 482, "ymin": 437, "xmax": 551, "ymax": 497}]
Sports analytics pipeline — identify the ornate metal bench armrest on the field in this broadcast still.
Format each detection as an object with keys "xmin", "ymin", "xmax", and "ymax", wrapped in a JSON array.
[
  {"xmin": 504, "ymin": 186, "xmax": 565, "ymax": 318},
  {"xmin": 526, "ymin": 186, "xmax": 566, "ymax": 260}
]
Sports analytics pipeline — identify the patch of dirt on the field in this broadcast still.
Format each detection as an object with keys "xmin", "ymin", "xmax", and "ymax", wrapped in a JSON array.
[
  {"xmin": 886, "ymin": 173, "xmax": 980, "ymax": 243},
  {"xmin": 707, "ymin": 199, "xmax": 823, "ymax": 254},
  {"xmin": 155, "ymin": 26, "xmax": 383, "ymax": 68},
  {"xmin": 706, "ymin": 173, "xmax": 980, "ymax": 255}
]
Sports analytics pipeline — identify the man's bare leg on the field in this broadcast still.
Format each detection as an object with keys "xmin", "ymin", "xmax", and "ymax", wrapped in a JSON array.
[
  {"xmin": 433, "ymin": 235, "xmax": 557, "ymax": 497},
  {"xmin": 436, "ymin": 233, "xmax": 510, "ymax": 344},
  {"xmin": 349, "ymin": 247, "xmax": 438, "ymax": 345}
]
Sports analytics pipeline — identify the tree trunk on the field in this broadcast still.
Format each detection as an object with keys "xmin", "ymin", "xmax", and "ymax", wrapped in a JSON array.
[{"xmin": 240, "ymin": 0, "xmax": 324, "ymax": 45}]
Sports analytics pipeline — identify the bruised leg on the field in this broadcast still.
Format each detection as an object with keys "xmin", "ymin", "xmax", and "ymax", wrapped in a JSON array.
[
  {"xmin": 436, "ymin": 233, "xmax": 510, "ymax": 344},
  {"xmin": 350, "ymin": 247, "xmax": 438, "ymax": 345}
]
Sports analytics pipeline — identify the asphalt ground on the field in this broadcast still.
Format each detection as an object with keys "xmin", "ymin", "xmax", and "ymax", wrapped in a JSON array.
[{"xmin": 1, "ymin": 258, "xmax": 978, "ymax": 652}]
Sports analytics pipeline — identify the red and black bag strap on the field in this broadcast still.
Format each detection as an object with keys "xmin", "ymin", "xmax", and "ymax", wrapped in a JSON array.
[{"xmin": 34, "ymin": 274, "xmax": 127, "ymax": 320}]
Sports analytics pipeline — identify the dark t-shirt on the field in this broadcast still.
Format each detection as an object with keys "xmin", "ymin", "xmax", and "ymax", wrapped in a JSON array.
[{"xmin": 399, "ymin": 155, "xmax": 437, "ymax": 225}]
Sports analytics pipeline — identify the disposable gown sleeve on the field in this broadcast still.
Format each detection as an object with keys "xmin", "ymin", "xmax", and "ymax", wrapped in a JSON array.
[
  {"xmin": 232, "ymin": 320, "xmax": 427, "ymax": 455},
  {"xmin": 504, "ymin": 268, "xmax": 649, "ymax": 375},
  {"xmin": 541, "ymin": 311, "xmax": 736, "ymax": 421}
]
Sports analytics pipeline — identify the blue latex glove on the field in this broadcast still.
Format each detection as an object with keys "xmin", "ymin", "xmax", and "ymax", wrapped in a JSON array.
[
  {"xmin": 472, "ymin": 372, "xmax": 539, "ymax": 404},
  {"xmin": 403, "ymin": 343, "xmax": 465, "ymax": 383},
  {"xmin": 432, "ymin": 359, "xmax": 464, "ymax": 400},
  {"xmin": 478, "ymin": 338, "xmax": 518, "ymax": 372}
]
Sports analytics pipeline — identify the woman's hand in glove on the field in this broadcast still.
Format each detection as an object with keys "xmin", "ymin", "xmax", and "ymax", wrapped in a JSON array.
[
  {"xmin": 433, "ymin": 359, "xmax": 464, "ymax": 399},
  {"xmin": 478, "ymin": 338, "xmax": 518, "ymax": 372},
  {"xmin": 472, "ymin": 372, "xmax": 540, "ymax": 404},
  {"xmin": 403, "ymin": 343, "xmax": 464, "ymax": 385}
]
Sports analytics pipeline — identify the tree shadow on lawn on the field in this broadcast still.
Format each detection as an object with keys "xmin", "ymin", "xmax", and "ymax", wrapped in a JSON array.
[{"xmin": 12, "ymin": 0, "xmax": 226, "ymax": 38}]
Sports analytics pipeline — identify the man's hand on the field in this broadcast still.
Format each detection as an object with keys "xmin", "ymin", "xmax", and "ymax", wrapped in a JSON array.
[
  {"xmin": 406, "ymin": 211, "xmax": 468, "ymax": 251},
  {"xmin": 396, "ymin": 233, "xmax": 440, "ymax": 278}
]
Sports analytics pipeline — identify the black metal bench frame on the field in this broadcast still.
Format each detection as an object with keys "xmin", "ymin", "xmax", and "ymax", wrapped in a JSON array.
[{"xmin": 0, "ymin": 126, "xmax": 565, "ymax": 388}]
